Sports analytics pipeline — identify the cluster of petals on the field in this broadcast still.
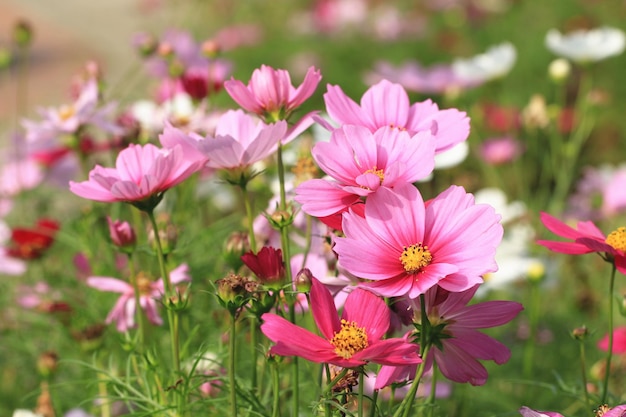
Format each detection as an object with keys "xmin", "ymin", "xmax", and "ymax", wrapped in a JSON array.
[
  {"xmin": 537, "ymin": 212, "xmax": 626, "ymax": 274},
  {"xmin": 23, "ymin": 78, "xmax": 123, "ymax": 144},
  {"xmin": 261, "ymin": 278, "xmax": 421, "ymax": 368},
  {"xmin": 69, "ymin": 136, "xmax": 202, "ymax": 206},
  {"xmin": 333, "ymin": 183, "xmax": 503, "ymax": 299},
  {"xmin": 545, "ymin": 26, "xmax": 626, "ymax": 63},
  {"xmin": 321, "ymin": 79, "xmax": 469, "ymax": 153},
  {"xmin": 295, "ymin": 124, "xmax": 436, "ymax": 218},
  {"xmin": 159, "ymin": 109, "xmax": 288, "ymax": 170},
  {"xmin": 87, "ymin": 264, "xmax": 191, "ymax": 332},
  {"xmin": 224, "ymin": 64, "xmax": 322, "ymax": 120},
  {"xmin": 377, "ymin": 284, "xmax": 522, "ymax": 387}
]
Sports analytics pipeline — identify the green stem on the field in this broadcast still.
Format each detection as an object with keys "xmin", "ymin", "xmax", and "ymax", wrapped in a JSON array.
[
  {"xmin": 250, "ymin": 316, "xmax": 258, "ymax": 392},
  {"xmin": 271, "ymin": 358, "xmax": 280, "ymax": 417},
  {"xmin": 127, "ymin": 254, "xmax": 146, "ymax": 350},
  {"xmin": 358, "ymin": 370, "xmax": 364, "ymax": 417},
  {"xmin": 229, "ymin": 313, "xmax": 238, "ymax": 417},
  {"xmin": 601, "ymin": 263, "xmax": 617, "ymax": 403},
  {"xmin": 394, "ymin": 346, "xmax": 430, "ymax": 417},
  {"xmin": 240, "ymin": 184, "xmax": 257, "ymax": 253},
  {"xmin": 578, "ymin": 336, "xmax": 590, "ymax": 407},
  {"xmin": 368, "ymin": 389, "xmax": 378, "ymax": 417},
  {"xmin": 97, "ymin": 355, "xmax": 111, "ymax": 417},
  {"xmin": 146, "ymin": 210, "xmax": 180, "ymax": 374},
  {"xmin": 523, "ymin": 280, "xmax": 540, "ymax": 377}
]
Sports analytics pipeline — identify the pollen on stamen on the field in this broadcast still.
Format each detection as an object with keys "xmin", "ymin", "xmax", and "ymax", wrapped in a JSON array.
[
  {"xmin": 606, "ymin": 227, "xmax": 626, "ymax": 252},
  {"xmin": 364, "ymin": 166, "xmax": 385, "ymax": 184},
  {"xmin": 57, "ymin": 105, "xmax": 75, "ymax": 121},
  {"xmin": 399, "ymin": 243, "xmax": 432, "ymax": 274},
  {"xmin": 330, "ymin": 319, "xmax": 369, "ymax": 359}
]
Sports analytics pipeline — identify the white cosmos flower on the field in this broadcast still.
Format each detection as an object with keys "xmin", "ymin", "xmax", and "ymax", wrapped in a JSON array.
[
  {"xmin": 545, "ymin": 26, "xmax": 625, "ymax": 63},
  {"xmin": 452, "ymin": 42, "xmax": 517, "ymax": 83}
]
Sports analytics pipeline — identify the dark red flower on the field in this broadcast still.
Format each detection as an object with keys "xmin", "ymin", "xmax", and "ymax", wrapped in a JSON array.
[
  {"xmin": 241, "ymin": 246, "xmax": 285, "ymax": 288},
  {"xmin": 8, "ymin": 219, "xmax": 60, "ymax": 260}
]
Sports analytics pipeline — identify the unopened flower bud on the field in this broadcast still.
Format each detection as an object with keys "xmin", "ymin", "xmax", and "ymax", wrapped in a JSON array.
[
  {"xmin": 215, "ymin": 273, "xmax": 255, "ymax": 316},
  {"xmin": 37, "ymin": 352, "xmax": 58, "ymax": 378},
  {"xmin": 571, "ymin": 325, "xmax": 588, "ymax": 340},
  {"xmin": 527, "ymin": 261, "xmax": 546, "ymax": 282},
  {"xmin": 13, "ymin": 19, "xmax": 33, "ymax": 48},
  {"xmin": 201, "ymin": 39, "xmax": 220, "ymax": 58},
  {"xmin": 157, "ymin": 41, "xmax": 173, "ymax": 57},
  {"xmin": 134, "ymin": 33, "xmax": 157, "ymax": 57},
  {"xmin": 71, "ymin": 323, "xmax": 106, "ymax": 353},
  {"xmin": 241, "ymin": 247, "xmax": 285, "ymax": 289},
  {"xmin": 107, "ymin": 217, "xmax": 136, "ymax": 251},
  {"xmin": 548, "ymin": 58, "xmax": 571, "ymax": 83},
  {"xmin": 223, "ymin": 231, "xmax": 249, "ymax": 271},
  {"xmin": 294, "ymin": 268, "xmax": 313, "ymax": 293},
  {"xmin": 0, "ymin": 47, "xmax": 13, "ymax": 70},
  {"xmin": 168, "ymin": 58, "xmax": 185, "ymax": 78},
  {"xmin": 268, "ymin": 208, "xmax": 295, "ymax": 230}
]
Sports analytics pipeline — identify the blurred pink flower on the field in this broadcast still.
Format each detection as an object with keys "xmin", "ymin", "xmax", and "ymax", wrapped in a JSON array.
[
  {"xmin": 598, "ymin": 327, "xmax": 626, "ymax": 354},
  {"xmin": 377, "ymin": 285, "xmax": 522, "ymax": 387},
  {"xmin": 107, "ymin": 217, "xmax": 136, "ymax": 249},
  {"xmin": 365, "ymin": 60, "xmax": 478, "ymax": 95},
  {"xmin": 261, "ymin": 278, "xmax": 421, "ymax": 368},
  {"xmin": 69, "ymin": 142, "xmax": 202, "ymax": 210},
  {"xmin": 478, "ymin": 137, "xmax": 523, "ymax": 165},
  {"xmin": 87, "ymin": 263, "xmax": 191, "ymax": 332},
  {"xmin": 333, "ymin": 184, "xmax": 502, "ymax": 298},
  {"xmin": 322, "ymin": 79, "xmax": 469, "ymax": 153},
  {"xmin": 518, "ymin": 407, "xmax": 564, "ymax": 417},
  {"xmin": 567, "ymin": 165, "xmax": 626, "ymax": 221},
  {"xmin": 537, "ymin": 212, "xmax": 626, "ymax": 274},
  {"xmin": 224, "ymin": 64, "xmax": 322, "ymax": 121},
  {"xmin": 295, "ymin": 124, "xmax": 436, "ymax": 217}
]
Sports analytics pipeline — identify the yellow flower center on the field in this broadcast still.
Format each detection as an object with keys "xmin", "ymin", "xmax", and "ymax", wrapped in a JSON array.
[
  {"xmin": 136, "ymin": 272, "xmax": 153, "ymax": 295},
  {"xmin": 58, "ymin": 105, "xmax": 75, "ymax": 121},
  {"xmin": 330, "ymin": 319, "xmax": 369, "ymax": 359},
  {"xmin": 606, "ymin": 227, "xmax": 626, "ymax": 252},
  {"xmin": 399, "ymin": 243, "xmax": 432, "ymax": 274},
  {"xmin": 388, "ymin": 123, "xmax": 407, "ymax": 131},
  {"xmin": 364, "ymin": 166, "xmax": 385, "ymax": 184}
]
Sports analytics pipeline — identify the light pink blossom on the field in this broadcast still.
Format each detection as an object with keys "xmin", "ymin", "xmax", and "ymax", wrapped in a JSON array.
[
  {"xmin": 69, "ymin": 141, "xmax": 202, "ymax": 209},
  {"xmin": 224, "ymin": 64, "xmax": 321, "ymax": 121},
  {"xmin": 87, "ymin": 264, "xmax": 191, "ymax": 332},
  {"xmin": 321, "ymin": 79, "xmax": 469, "ymax": 153},
  {"xmin": 377, "ymin": 285, "xmax": 522, "ymax": 387},
  {"xmin": 295, "ymin": 124, "xmax": 436, "ymax": 217},
  {"xmin": 261, "ymin": 278, "xmax": 421, "ymax": 368},
  {"xmin": 518, "ymin": 407, "xmax": 564, "ymax": 417},
  {"xmin": 333, "ymin": 184, "xmax": 502, "ymax": 298}
]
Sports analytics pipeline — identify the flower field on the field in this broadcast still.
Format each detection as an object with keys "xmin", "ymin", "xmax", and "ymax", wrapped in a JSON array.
[{"xmin": 2, "ymin": 1, "xmax": 626, "ymax": 416}]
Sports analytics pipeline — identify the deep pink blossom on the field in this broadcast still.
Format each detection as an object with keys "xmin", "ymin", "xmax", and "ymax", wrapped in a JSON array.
[
  {"xmin": 261, "ymin": 278, "xmax": 421, "ymax": 368},
  {"xmin": 69, "ymin": 142, "xmax": 202, "ymax": 209},
  {"xmin": 377, "ymin": 285, "xmax": 522, "ymax": 387},
  {"xmin": 333, "ymin": 184, "xmax": 502, "ymax": 298},
  {"xmin": 537, "ymin": 212, "xmax": 626, "ymax": 274},
  {"xmin": 598, "ymin": 327, "xmax": 626, "ymax": 353},
  {"xmin": 321, "ymin": 79, "xmax": 469, "ymax": 153},
  {"xmin": 295, "ymin": 125, "xmax": 436, "ymax": 218},
  {"xmin": 87, "ymin": 264, "xmax": 190, "ymax": 332},
  {"xmin": 224, "ymin": 65, "xmax": 321, "ymax": 121}
]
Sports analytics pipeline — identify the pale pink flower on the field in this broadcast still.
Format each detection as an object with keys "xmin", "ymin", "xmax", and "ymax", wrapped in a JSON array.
[
  {"xmin": 69, "ymin": 142, "xmax": 202, "ymax": 209},
  {"xmin": 295, "ymin": 124, "xmax": 436, "ymax": 217},
  {"xmin": 333, "ymin": 184, "xmax": 502, "ymax": 298},
  {"xmin": 224, "ymin": 64, "xmax": 322, "ymax": 121},
  {"xmin": 377, "ymin": 285, "xmax": 522, "ymax": 387},
  {"xmin": 107, "ymin": 217, "xmax": 136, "ymax": 249},
  {"xmin": 518, "ymin": 407, "xmax": 564, "ymax": 417},
  {"xmin": 0, "ymin": 220, "xmax": 27, "ymax": 276},
  {"xmin": 87, "ymin": 264, "xmax": 191, "ymax": 332},
  {"xmin": 566, "ymin": 165, "xmax": 626, "ymax": 221},
  {"xmin": 478, "ymin": 136, "xmax": 523, "ymax": 165},
  {"xmin": 261, "ymin": 278, "xmax": 421, "ymax": 368},
  {"xmin": 321, "ymin": 79, "xmax": 469, "ymax": 153}
]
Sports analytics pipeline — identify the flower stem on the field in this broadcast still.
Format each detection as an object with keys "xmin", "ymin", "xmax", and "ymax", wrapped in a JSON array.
[
  {"xmin": 523, "ymin": 280, "xmax": 540, "ymax": 377},
  {"xmin": 229, "ymin": 313, "xmax": 238, "ymax": 417},
  {"xmin": 358, "ymin": 370, "xmax": 364, "ymax": 417},
  {"xmin": 271, "ymin": 357, "xmax": 280, "ymax": 417},
  {"xmin": 250, "ymin": 316, "xmax": 258, "ymax": 391},
  {"xmin": 146, "ymin": 209, "xmax": 180, "ymax": 374},
  {"xmin": 578, "ymin": 336, "xmax": 590, "ymax": 407},
  {"xmin": 601, "ymin": 263, "xmax": 617, "ymax": 403},
  {"xmin": 240, "ymin": 184, "xmax": 257, "ymax": 253},
  {"xmin": 127, "ymin": 254, "xmax": 146, "ymax": 350}
]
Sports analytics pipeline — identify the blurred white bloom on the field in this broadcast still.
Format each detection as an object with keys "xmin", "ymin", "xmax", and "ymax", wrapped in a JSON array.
[
  {"xmin": 12, "ymin": 411, "xmax": 43, "ymax": 417},
  {"xmin": 474, "ymin": 187, "xmax": 526, "ymax": 224},
  {"xmin": 545, "ymin": 26, "xmax": 625, "ymax": 63},
  {"xmin": 452, "ymin": 42, "xmax": 517, "ymax": 83},
  {"xmin": 434, "ymin": 141, "xmax": 469, "ymax": 169}
]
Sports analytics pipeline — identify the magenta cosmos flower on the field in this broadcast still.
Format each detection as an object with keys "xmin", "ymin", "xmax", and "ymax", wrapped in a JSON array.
[
  {"xmin": 260, "ymin": 278, "xmax": 421, "ymax": 368},
  {"xmin": 321, "ymin": 79, "xmax": 469, "ymax": 153},
  {"xmin": 333, "ymin": 184, "xmax": 502, "ymax": 298},
  {"xmin": 224, "ymin": 65, "xmax": 322, "ymax": 121},
  {"xmin": 376, "ymin": 284, "xmax": 522, "ymax": 387},
  {"xmin": 295, "ymin": 124, "xmax": 436, "ymax": 218},
  {"xmin": 87, "ymin": 264, "xmax": 190, "ymax": 332},
  {"xmin": 598, "ymin": 327, "xmax": 626, "ymax": 353},
  {"xmin": 537, "ymin": 212, "xmax": 626, "ymax": 274},
  {"xmin": 69, "ymin": 140, "xmax": 202, "ymax": 210}
]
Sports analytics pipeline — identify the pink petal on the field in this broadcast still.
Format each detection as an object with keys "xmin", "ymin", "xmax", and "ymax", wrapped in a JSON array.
[
  {"xmin": 341, "ymin": 288, "xmax": 389, "ymax": 341},
  {"xmin": 324, "ymin": 84, "xmax": 371, "ymax": 128},
  {"xmin": 310, "ymin": 278, "xmax": 341, "ymax": 340},
  {"xmin": 87, "ymin": 277, "xmax": 132, "ymax": 293}
]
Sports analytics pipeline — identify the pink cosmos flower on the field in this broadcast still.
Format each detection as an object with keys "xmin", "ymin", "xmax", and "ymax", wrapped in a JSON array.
[
  {"xmin": 69, "ymin": 141, "xmax": 202, "ymax": 210},
  {"xmin": 295, "ymin": 124, "xmax": 436, "ymax": 218},
  {"xmin": 224, "ymin": 64, "xmax": 322, "ymax": 121},
  {"xmin": 260, "ymin": 278, "xmax": 421, "ymax": 368},
  {"xmin": 518, "ymin": 407, "xmax": 564, "ymax": 417},
  {"xmin": 478, "ymin": 137, "xmax": 524, "ymax": 165},
  {"xmin": 333, "ymin": 184, "xmax": 502, "ymax": 298},
  {"xmin": 87, "ymin": 264, "xmax": 190, "ymax": 332},
  {"xmin": 377, "ymin": 284, "xmax": 523, "ymax": 387},
  {"xmin": 567, "ymin": 165, "xmax": 626, "ymax": 221},
  {"xmin": 107, "ymin": 217, "xmax": 136, "ymax": 249},
  {"xmin": 598, "ymin": 327, "xmax": 626, "ymax": 353},
  {"xmin": 321, "ymin": 79, "xmax": 470, "ymax": 153},
  {"xmin": 537, "ymin": 212, "xmax": 626, "ymax": 274}
]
